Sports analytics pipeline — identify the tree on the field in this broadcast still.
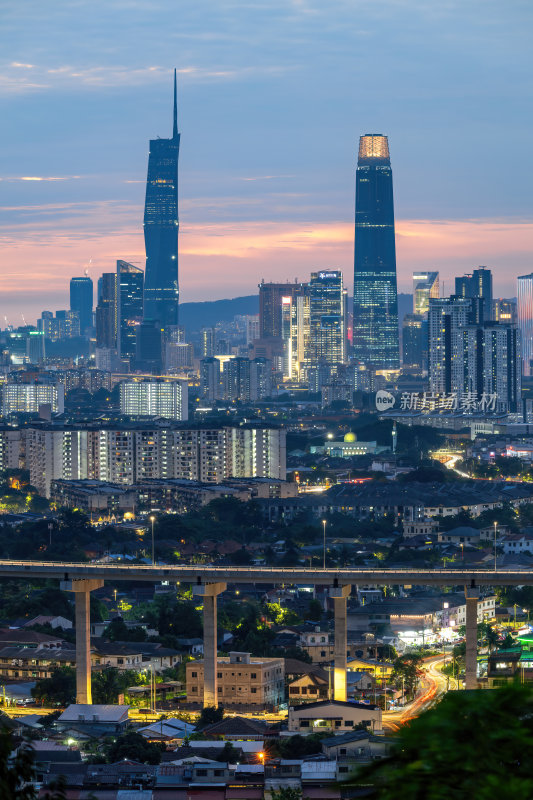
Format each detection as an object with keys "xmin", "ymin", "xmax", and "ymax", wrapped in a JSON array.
[
  {"xmin": 215, "ymin": 741, "xmax": 240, "ymax": 762},
  {"xmin": 197, "ymin": 705, "xmax": 224, "ymax": 728},
  {"xmin": 103, "ymin": 618, "xmax": 147, "ymax": 642},
  {"xmin": 106, "ymin": 732, "xmax": 163, "ymax": 765},
  {"xmin": 0, "ymin": 729, "xmax": 38, "ymax": 799},
  {"xmin": 92, "ymin": 668, "xmax": 131, "ymax": 704},
  {"xmin": 391, "ymin": 654, "xmax": 422, "ymax": 697},
  {"xmin": 348, "ymin": 685, "xmax": 533, "ymax": 799},
  {"xmin": 32, "ymin": 667, "xmax": 76, "ymax": 707},
  {"xmin": 270, "ymin": 789, "xmax": 302, "ymax": 800}
]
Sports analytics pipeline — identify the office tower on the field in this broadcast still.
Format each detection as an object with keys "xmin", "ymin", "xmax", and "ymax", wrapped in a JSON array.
[
  {"xmin": 200, "ymin": 357, "xmax": 221, "ymax": 401},
  {"xmin": 201, "ymin": 327, "xmax": 216, "ymax": 357},
  {"xmin": 402, "ymin": 314, "xmax": 428, "ymax": 369},
  {"xmin": 143, "ymin": 70, "xmax": 180, "ymax": 327},
  {"xmin": 2, "ymin": 383, "xmax": 64, "ymax": 416},
  {"xmin": 165, "ymin": 341, "xmax": 194, "ymax": 371},
  {"xmin": 95, "ymin": 272, "xmax": 117, "ymax": 349},
  {"xmin": 258, "ymin": 280, "xmax": 301, "ymax": 339},
  {"xmin": 119, "ymin": 379, "xmax": 188, "ymax": 420},
  {"xmin": 135, "ymin": 319, "xmax": 163, "ymax": 373},
  {"xmin": 308, "ymin": 270, "xmax": 346, "ymax": 367},
  {"xmin": 493, "ymin": 298, "xmax": 518, "ymax": 326},
  {"xmin": 55, "ymin": 310, "xmax": 80, "ymax": 338},
  {"xmin": 428, "ymin": 296, "xmax": 474, "ymax": 393},
  {"xmin": 455, "ymin": 323, "xmax": 521, "ymax": 412},
  {"xmin": 26, "ymin": 330, "xmax": 46, "ymax": 364},
  {"xmin": 281, "ymin": 289, "xmax": 310, "ymax": 381},
  {"xmin": 353, "ymin": 134, "xmax": 400, "ymax": 369},
  {"xmin": 518, "ymin": 274, "xmax": 533, "ymax": 376},
  {"xmin": 246, "ymin": 315, "xmax": 260, "ymax": 345},
  {"xmin": 413, "ymin": 272, "xmax": 439, "ymax": 316},
  {"xmin": 70, "ymin": 276, "xmax": 93, "ymax": 335},
  {"xmin": 116, "ymin": 260, "xmax": 144, "ymax": 362},
  {"xmin": 455, "ymin": 267, "xmax": 493, "ymax": 321}
]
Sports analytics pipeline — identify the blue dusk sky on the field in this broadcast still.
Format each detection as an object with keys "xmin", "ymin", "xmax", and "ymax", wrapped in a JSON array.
[{"xmin": 1, "ymin": 0, "xmax": 532, "ymax": 322}]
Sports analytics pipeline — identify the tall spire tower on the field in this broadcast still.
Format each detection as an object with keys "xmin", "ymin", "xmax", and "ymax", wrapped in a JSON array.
[
  {"xmin": 352, "ymin": 134, "xmax": 400, "ymax": 369},
  {"xmin": 143, "ymin": 70, "xmax": 180, "ymax": 327}
]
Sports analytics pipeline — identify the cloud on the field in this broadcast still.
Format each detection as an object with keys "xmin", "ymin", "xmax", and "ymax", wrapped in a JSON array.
[{"xmin": 0, "ymin": 175, "xmax": 82, "ymax": 182}]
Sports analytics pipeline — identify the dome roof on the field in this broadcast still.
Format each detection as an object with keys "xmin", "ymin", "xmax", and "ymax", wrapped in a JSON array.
[{"xmin": 344, "ymin": 432, "xmax": 357, "ymax": 443}]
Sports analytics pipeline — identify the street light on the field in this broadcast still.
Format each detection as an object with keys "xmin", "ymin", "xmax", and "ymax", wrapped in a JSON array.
[
  {"xmin": 150, "ymin": 515, "xmax": 156, "ymax": 565},
  {"xmin": 322, "ymin": 519, "xmax": 327, "ymax": 569},
  {"xmin": 493, "ymin": 521, "xmax": 498, "ymax": 572}
]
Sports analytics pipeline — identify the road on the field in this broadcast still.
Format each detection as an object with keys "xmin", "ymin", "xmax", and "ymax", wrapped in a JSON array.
[{"xmin": 383, "ymin": 654, "xmax": 456, "ymax": 732}]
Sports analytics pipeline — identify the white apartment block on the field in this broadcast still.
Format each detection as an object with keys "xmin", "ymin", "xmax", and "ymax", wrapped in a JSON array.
[
  {"xmin": 119, "ymin": 380, "xmax": 188, "ymax": 421},
  {"xmin": 1, "ymin": 383, "xmax": 65, "ymax": 416},
  {"xmin": 186, "ymin": 651, "xmax": 285, "ymax": 708},
  {"xmin": 24, "ymin": 425, "xmax": 286, "ymax": 496}
]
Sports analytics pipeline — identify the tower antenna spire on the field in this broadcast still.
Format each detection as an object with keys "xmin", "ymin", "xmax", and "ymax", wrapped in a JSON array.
[{"xmin": 173, "ymin": 68, "xmax": 178, "ymax": 139}]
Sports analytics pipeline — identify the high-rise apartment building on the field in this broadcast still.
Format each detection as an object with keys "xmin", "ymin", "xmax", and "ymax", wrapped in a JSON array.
[
  {"xmin": 455, "ymin": 267, "xmax": 493, "ymax": 322},
  {"xmin": 23, "ymin": 424, "xmax": 286, "ymax": 496},
  {"xmin": 143, "ymin": 71, "xmax": 180, "ymax": 327},
  {"xmin": 258, "ymin": 281, "xmax": 302, "ymax": 339},
  {"xmin": 119, "ymin": 379, "xmax": 188, "ymax": 420},
  {"xmin": 454, "ymin": 323, "xmax": 520, "ymax": 412},
  {"xmin": 353, "ymin": 134, "xmax": 399, "ymax": 369},
  {"xmin": 413, "ymin": 272, "xmax": 439, "ymax": 316},
  {"xmin": 222, "ymin": 357, "xmax": 272, "ymax": 402},
  {"xmin": 308, "ymin": 270, "xmax": 346, "ymax": 367},
  {"xmin": 281, "ymin": 289, "xmax": 310, "ymax": 382},
  {"xmin": 1, "ymin": 383, "xmax": 65, "ymax": 416},
  {"xmin": 201, "ymin": 327, "xmax": 216, "ymax": 357},
  {"xmin": 116, "ymin": 260, "xmax": 144, "ymax": 362},
  {"xmin": 428, "ymin": 296, "xmax": 474, "ymax": 394},
  {"xmin": 70, "ymin": 276, "xmax": 94, "ymax": 335},
  {"xmin": 55, "ymin": 310, "xmax": 80, "ymax": 338},
  {"xmin": 518, "ymin": 274, "xmax": 533, "ymax": 376},
  {"xmin": 200, "ymin": 357, "xmax": 221, "ymax": 401},
  {"xmin": 493, "ymin": 299, "xmax": 518, "ymax": 326}
]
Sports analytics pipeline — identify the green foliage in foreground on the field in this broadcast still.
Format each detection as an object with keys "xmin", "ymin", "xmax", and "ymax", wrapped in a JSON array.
[{"xmin": 350, "ymin": 685, "xmax": 533, "ymax": 799}]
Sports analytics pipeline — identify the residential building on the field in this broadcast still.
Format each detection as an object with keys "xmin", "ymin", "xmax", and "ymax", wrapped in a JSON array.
[
  {"xmin": 281, "ymin": 288, "xmax": 310, "ymax": 382},
  {"xmin": 200, "ymin": 357, "xmax": 221, "ymax": 401},
  {"xmin": 119, "ymin": 379, "xmax": 188, "ymax": 420},
  {"xmin": 518, "ymin": 273, "xmax": 533, "ymax": 376},
  {"xmin": 1, "ymin": 382, "xmax": 65, "ymax": 416},
  {"xmin": 95, "ymin": 272, "xmax": 117, "ymax": 349},
  {"xmin": 116, "ymin": 260, "xmax": 144, "ymax": 363},
  {"xmin": 186, "ymin": 651, "xmax": 285, "ymax": 708},
  {"xmin": 455, "ymin": 267, "xmax": 493, "ymax": 321},
  {"xmin": 288, "ymin": 699, "xmax": 382, "ymax": 733},
  {"xmin": 428, "ymin": 295, "xmax": 475, "ymax": 394},
  {"xmin": 353, "ymin": 134, "xmax": 399, "ymax": 369},
  {"xmin": 402, "ymin": 314, "xmax": 428, "ymax": 369}
]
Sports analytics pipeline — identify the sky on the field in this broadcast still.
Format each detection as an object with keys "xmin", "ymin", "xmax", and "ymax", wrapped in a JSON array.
[{"xmin": 1, "ymin": 0, "xmax": 532, "ymax": 323}]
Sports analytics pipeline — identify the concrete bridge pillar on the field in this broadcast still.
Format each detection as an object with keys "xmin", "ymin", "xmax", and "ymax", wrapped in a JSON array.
[
  {"xmin": 464, "ymin": 585, "xmax": 479, "ymax": 690},
  {"xmin": 193, "ymin": 582, "xmax": 227, "ymax": 707},
  {"xmin": 330, "ymin": 584, "xmax": 351, "ymax": 701},
  {"xmin": 61, "ymin": 579, "xmax": 104, "ymax": 704}
]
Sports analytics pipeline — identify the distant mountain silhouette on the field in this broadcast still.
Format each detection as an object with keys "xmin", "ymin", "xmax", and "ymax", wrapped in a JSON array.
[{"xmin": 179, "ymin": 292, "xmax": 413, "ymax": 333}]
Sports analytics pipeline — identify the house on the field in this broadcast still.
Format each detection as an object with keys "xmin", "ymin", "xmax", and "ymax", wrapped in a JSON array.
[
  {"xmin": 320, "ymin": 729, "xmax": 394, "ymax": 761},
  {"xmin": 138, "ymin": 717, "xmax": 195, "ymax": 744},
  {"xmin": 201, "ymin": 714, "xmax": 271, "ymax": 741},
  {"xmin": 23, "ymin": 615, "xmax": 73, "ymax": 630},
  {"xmin": 288, "ymin": 699, "xmax": 382, "ymax": 734},
  {"xmin": 501, "ymin": 534, "xmax": 533, "ymax": 554},
  {"xmin": 175, "ymin": 637, "xmax": 204, "ymax": 655},
  {"xmin": 437, "ymin": 526, "xmax": 481, "ymax": 545},
  {"xmin": 288, "ymin": 671, "xmax": 329, "ymax": 703},
  {"xmin": 56, "ymin": 704, "xmax": 130, "ymax": 735},
  {"xmin": 0, "ymin": 645, "xmax": 76, "ymax": 680},
  {"xmin": 0, "ymin": 628, "xmax": 66, "ymax": 649}
]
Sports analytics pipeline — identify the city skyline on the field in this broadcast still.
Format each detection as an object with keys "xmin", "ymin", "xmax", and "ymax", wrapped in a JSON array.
[{"xmin": 2, "ymin": 0, "xmax": 532, "ymax": 322}]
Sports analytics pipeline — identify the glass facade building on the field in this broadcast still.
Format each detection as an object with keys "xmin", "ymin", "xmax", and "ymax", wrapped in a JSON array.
[
  {"xmin": 455, "ymin": 267, "xmax": 493, "ymax": 322},
  {"xmin": 117, "ymin": 260, "xmax": 144, "ymax": 361},
  {"xmin": 518, "ymin": 274, "xmax": 533, "ymax": 376},
  {"xmin": 353, "ymin": 134, "xmax": 399, "ymax": 369},
  {"xmin": 308, "ymin": 270, "xmax": 346, "ymax": 366},
  {"xmin": 143, "ymin": 71, "xmax": 180, "ymax": 327},
  {"xmin": 413, "ymin": 271, "xmax": 439, "ymax": 316},
  {"xmin": 69, "ymin": 276, "xmax": 93, "ymax": 334}
]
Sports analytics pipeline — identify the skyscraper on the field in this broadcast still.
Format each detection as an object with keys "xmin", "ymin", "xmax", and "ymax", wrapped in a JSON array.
[
  {"xmin": 308, "ymin": 270, "xmax": 346, "ymax": 367},
  {"xmin": 518, "ymin": 274, "xmax": 533, "ymax": 376},
  {"xmin": 413, "ymin": 271, "xmax": 439, "ymax": 316},
  {"xmin": 428, "ymin": 296, "xmax": 476, "ymax": 394},
  {"xmin": 117, "ymin": 260, "xmax": 144, "ymax": 362},
  {"xmin": 143, "ymin": 70, "xmax": 180, "ymax": 327},
  {"xmin": 70, "ymin": 276, "xmax": 93, "ymax": 334},
  {"xmin": 353, "ymin": 134, "xmax": 399, "ymax": 369},
  {"xmin": 455, "ymin": 267, "xmax": 493, "ymax": 322},
  {"xmin": 95, "ymin": 272, "xmax": 117, "ymax": 349},
  {"xmin": 258, "ymin": 280, "xmax": 302, "ymax": 340}
]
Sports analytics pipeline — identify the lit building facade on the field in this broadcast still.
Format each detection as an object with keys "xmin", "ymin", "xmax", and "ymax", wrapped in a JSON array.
[
  {"xmin": 413, "ymin": 272, "xmax": 439, "ymax": 316},
  {"xmin": 116, "ymin": 260, "xmax": 144, "ymax": 362},
  {"xmin": 1, "ymin": 383, "xmax": 65, "ymax": 416},
  {"xmin": 455, "ymin": 267, "xmax": 493, "ymax": 322},
  {"xmin": 428, "ymin": 297, "xmax": 474, "ymax": 394},
  {"xmin": 119, "ymin": 380, "xmax": 188, "ymax": 420},
  {"xmin": 353, "ymin": 134, "xmax": 399, "ymax": 369},
  {"xmin": 70, "ymin": 276, "xmax": 94, "ymax": 335},
  {"xmin": 258, "ymin": 280, "xmax": 302, "ymax": 340},
  {"xmin": 308, "ymin": 271, "xmax": 346, "ymax": 367},
  {"xmin": 455, "ymin": 323, "xmax": 521, "ymax": 412},
  {"xmin": 143, "ymin": 71, "xmax": 180, "ymax": 327},
  {"xmin": 281, "ymin": 289, "xmax": 310, "ymax": 381},
  {"xmin": 518, "ymin": 274, "xmax": 533, "ymax": 377}
]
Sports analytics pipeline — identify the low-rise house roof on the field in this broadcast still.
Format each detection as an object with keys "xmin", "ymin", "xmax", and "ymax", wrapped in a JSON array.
[{"xmin": 58, "ymin": 704, "xmax": 130, "ymax": 724}]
